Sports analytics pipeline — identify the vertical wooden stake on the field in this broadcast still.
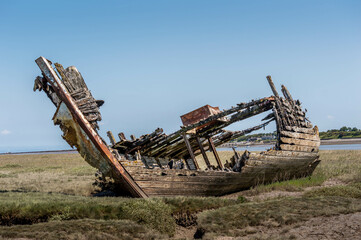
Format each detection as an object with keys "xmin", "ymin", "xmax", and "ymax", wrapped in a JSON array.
[
  {"xmin": 208, "ymin": 137, "xmax": 223, "ymax": 170},
  {"xmin": 128, "ymin": 135, "xmax": 142, "ymax": 160},
  {"xmin": 266, "ymin": 75, "xmax": 280, "ymax": 98},
  {"xmin": 107, "ymin": 131, "xmax": 116, "ymax": 145},
  {"xmin": 118, "ymin": 132, "xmax": 126, "ymax": 141},
  {"xmin": 182, "ymin": 133, "xmax": 200, "ymax": 170},
  {"xmin": 182, "ymin": 159, "xmax": 191, "ymax": 170},
  {"xmin": 196, "ymin": 136, "xmax": 211, "ymax": 168},
  {"xmin": 135, "ymin": 151, "xmax": 141, "ymax": 161},
  {"xmin": 232, "ymin": 147, "xmax": 240, "ymax": 161}
]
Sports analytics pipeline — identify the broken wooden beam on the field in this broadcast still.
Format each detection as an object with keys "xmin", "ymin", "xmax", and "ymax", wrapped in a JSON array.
[
  {"xmin": 207, "ymin": 137, "xmax": 223, "ymax": 169},
  {"xmin": 280, "ymin": 130, "xmax": 319, "ymax": 141},
  {"xmin": 266, "ymin": 75, "xmax": 280, "ymax": 98},
  {"xmin": 280, "ymin": 137, "xmax": 320, "ymax": 147},
  {"xmin": 181, "ymin": 133, "xmax": 200, "ymax": 170},
  {"xmin": 279, "ymin": 144, "xmax": 318, "ymax": 153},
  {"xmin": 284, "ymin": 126, "xmax": 316, "ymax": 135},
  {"xmin": 196, "ymin": 136, "xmax": 211, "ymax": 169},
  {"xmin": 107, "ymin": 131, "xmax": 116, "ymax": 145},
  {"xmin": 118, "ymin": 132, "xmax": 126, "ymax": 141}
]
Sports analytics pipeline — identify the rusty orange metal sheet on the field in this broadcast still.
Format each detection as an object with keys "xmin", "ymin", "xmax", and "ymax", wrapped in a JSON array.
[{"xmin": 180, "ymin": 105, "xmax": 221, "ymax": 126}]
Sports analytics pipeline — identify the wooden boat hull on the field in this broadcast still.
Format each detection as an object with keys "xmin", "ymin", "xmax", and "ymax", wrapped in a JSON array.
[
  {"xmin": 34, "ymin": 56, "xmax": 321, "ymax": 198},
  {"xmin": 125, "ymin": 151, "xmax": 320, "ymax": 197}
]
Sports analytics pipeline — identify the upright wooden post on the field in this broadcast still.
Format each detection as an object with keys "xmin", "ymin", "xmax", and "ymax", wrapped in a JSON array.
[
  {"xmin": 207, "ymin": 137, "xmax": 223, "ymax": 169},
  {"xmin": 182, "ymin": 159, "xmax": 191, "ymax": 170},
  {"xmin": 281, "ymin": 84, "xmax": 300, "ymax": 127},
  {"xmin": 281, "ymin": 85, "xmax": 294, "ymax": 103},
  {"xmin": 266, "ymin": 75, "xmax": 280, "ymax": 98},
  {"xmin": 107, "ymin": 131, "xmax": 116, "ymax": 145},
  {"xmin": 196, "ymin": 136, "xmax": 211, "ymax": 168},
  {"xmin": 232, "ymin": 147, "xmax": 240, "ymax": 161},
  {"xmin": 181, "ymin": 133, "xmax": 200, "ymax": 170},
  {"xmin": 267, "ymin": 75, "xmax": 290, "ymax": 128},
  {"xmin": 129, "ymin": 134, "xmax": 142, "ymax": 160},
  {"xmin": 118, "ymin": 132, "xmax": 126, "ymax": 141}
]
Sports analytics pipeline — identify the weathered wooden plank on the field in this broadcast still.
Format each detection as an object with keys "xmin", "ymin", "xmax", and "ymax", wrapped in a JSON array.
[
  {"xmin": 181, "ymin": 133, "xmax": 199, "ymax": 169},
  {"xmin": 142, "ymin": 188, "xmax": 242, "ymax": 197},
  {"xmin": 266, "ymin": 75, "xmax": 280, "ymax": 98},
  {"xmin": 136, "ymin": 181, "xmax": 253, "ymax": 189},
  {"xmin": 280, "ymin": 137, "xmax": 320, "ymax": 147},
  {"xmin": 208, "ymin": 137, "xmax": 223, "ymax": 169},
  {"xmin": 107, "ymin": 131, "xmax": 116, "ymax": 145},
  {"xmin": 279, "ymin": 144, "xmax": 318, "ymax": 153},
  {"xmin": 284, "ymin": 126, "xmax": 315, "ymax": 135},
  {"xmin": 256, "ymin": 150, "xmax": 318, "ymax": 158},
  {"xmin": 280, "ymin": 130, "xmax": 320, "ymax": 141},
  {"xmin": 196, "ymin": 136, "xmax": 211, "ymax": 168}
]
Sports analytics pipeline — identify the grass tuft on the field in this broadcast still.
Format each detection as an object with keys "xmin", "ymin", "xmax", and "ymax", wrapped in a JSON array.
[{"xmin": 305, "ymin": 183, "xmax": 361, "ymax": 199}]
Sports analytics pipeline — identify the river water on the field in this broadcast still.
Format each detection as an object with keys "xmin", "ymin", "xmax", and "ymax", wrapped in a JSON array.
[{"xmin": 217, "ymin": 144, "xmax": 361, "ymax": 152}]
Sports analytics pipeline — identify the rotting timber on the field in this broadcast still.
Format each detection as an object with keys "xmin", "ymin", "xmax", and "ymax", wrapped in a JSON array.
[{"xmin": 34, "ymin": 56, "xmax": 320, "ymax": 198}]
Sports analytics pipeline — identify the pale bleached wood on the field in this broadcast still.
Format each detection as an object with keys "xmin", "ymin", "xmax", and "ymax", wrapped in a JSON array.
[
  {"xmin": 280, "ymin": 137, "xmax": 320, "ymax": 147},
  {"xmin": 279, "ymin": 144, "xmax": 318, "ymax": 153},
  {"xmin": 280, "ymin": 130, "xmax": 320, "ymax": 141},
  {"xmin": 284, "ymin": 126, "xmax": 315, "ymax": 134}
]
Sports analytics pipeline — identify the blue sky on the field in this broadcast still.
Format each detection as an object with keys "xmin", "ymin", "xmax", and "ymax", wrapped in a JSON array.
[{"xmin": 0, "ymin": 0, "xmax": 360, "ymax": 152}]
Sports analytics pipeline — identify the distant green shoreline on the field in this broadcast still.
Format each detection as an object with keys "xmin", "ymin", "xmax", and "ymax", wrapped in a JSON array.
[{"xmin": 231, "ymin": 126, "xmax": 361, "ymax": 143}]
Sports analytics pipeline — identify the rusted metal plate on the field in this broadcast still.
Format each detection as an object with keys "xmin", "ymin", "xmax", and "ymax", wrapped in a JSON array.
[
  {"xmin": 35, "ymin": 56, "xmax": 147, "ymax": 198},
  {"xmin": 180, "ymin": 105, "xmax": 221, "ymax": 127}
]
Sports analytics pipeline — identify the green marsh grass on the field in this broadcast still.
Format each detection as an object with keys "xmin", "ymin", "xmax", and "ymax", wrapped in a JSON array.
[
  {"xmin": 197, "ymin": 196, "xmax": 361, "ymax": 238},
  {"xmin": 0, "ymin": 150, "xmax": 360, "ymax": 238}
]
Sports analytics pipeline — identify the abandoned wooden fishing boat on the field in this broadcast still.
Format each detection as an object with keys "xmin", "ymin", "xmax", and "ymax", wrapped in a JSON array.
[{"xmin": 33, "ymin": 56, "xmax": 320, "ymax": 198}]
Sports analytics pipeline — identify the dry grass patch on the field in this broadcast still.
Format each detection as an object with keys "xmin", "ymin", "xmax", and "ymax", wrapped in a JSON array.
[{"xmin": 0, "ymin": 153, "xmax": 96, "ymax": 196}]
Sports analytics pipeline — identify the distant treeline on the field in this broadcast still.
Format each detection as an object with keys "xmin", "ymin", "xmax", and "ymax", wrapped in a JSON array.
[
  {"xmin": 233, "ymin": 126, "xmax": 361, "ymax": 142},
  {"xmin": 319, "ymin": 126, "xmax": 361, "ymax": 140},
  {"xmin": 233, "ymin": 132, "xmax": 277, "ymax": 142}
]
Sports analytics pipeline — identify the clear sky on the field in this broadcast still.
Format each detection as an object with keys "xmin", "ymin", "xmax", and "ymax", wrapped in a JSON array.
[{"xmin": 0, "ymin": 0, "xmax": 360, "ymax": 152}]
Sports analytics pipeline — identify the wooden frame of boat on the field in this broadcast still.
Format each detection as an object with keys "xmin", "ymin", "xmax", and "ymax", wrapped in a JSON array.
[{"xmin": 33, "ymin": 56, "xmax": 320, "ymax": 198}]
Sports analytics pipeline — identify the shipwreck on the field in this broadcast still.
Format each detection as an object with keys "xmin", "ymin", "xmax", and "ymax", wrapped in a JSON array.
[{"xmin": 34, "ymin": 56, "xmax": 320, "ymax": 198}]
